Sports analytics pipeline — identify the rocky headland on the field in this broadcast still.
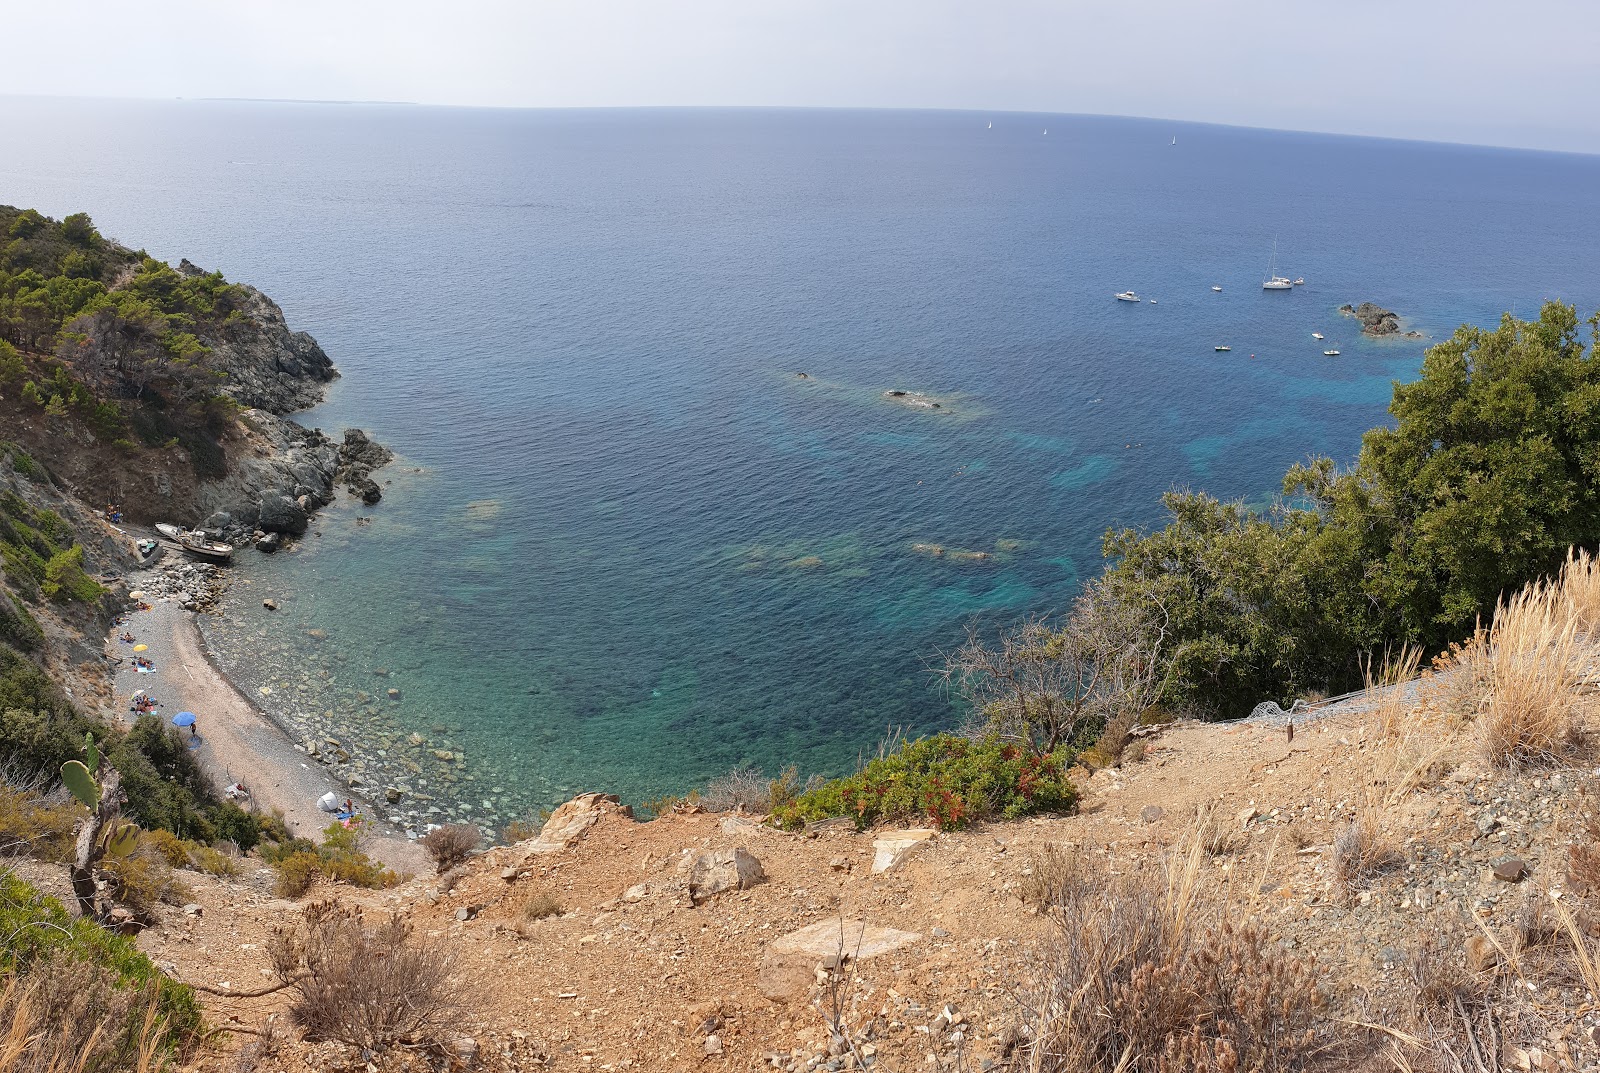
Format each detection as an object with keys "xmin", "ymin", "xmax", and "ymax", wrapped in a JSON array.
[{"xmin": 1340, "ymin": 300, "xmax": 1424, "ymax": 338}]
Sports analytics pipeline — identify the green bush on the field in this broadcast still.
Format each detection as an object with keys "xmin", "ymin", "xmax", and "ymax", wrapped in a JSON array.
[
  {"xmin": 264, "ymin": 820, "xmax": 401, "ymax": 897},
  {"xmin": 41, "ymin": 544, "xmax": 103, "ymax": 603},
  {"xmin": 273, "ymin": 850, "xmax": 320, "ymax": 897},
  {"xmin": 770, "ymin": 734, "xmax": 1078, "ymax": 832},
  {"xmin": 0, "ymin": 592, "xmax": 44, "ymax": 651},
  {"xmin": 0, "ymin": 870, "xmax": 202, "ymax": 1053},
  {"xmin": 211, "ymin": 799, "xmax": 263, "ymax": 852}
]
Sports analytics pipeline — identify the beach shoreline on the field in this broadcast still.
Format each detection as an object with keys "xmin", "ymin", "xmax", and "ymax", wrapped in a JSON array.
[{"xmin": 108, "ymin": 596, "xmax": 427, "ymax": 874}]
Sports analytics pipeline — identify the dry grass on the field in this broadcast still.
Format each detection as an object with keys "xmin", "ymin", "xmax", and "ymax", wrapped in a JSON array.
[
  {"xmin": 1469, "ymin": 575, "xmax": 1592, "ymax": 769},
  {"xmin": 268, "ymin": 900, "xmax": 462, "ymax": 1053},
  {"xmin": 1568, "ymin": 781, "xmax": 1600, "ymax": 897},
  {"xmin": 1010, "ymin": 828, "xmax": 1326, "ymax": 1073},
  {"xmin": 0, "ymin": 952, "xmax": 169, "ymax": 1072},
  {"xmin": 520, "ymin": 890, "xmax": 564, "ymax": 922},
  {"xmin": 1331, "ymin": 819, "xmax": 1402, "ymax": 903},
  {"xmin": 419, "ymin": 823, "xmax": 480, "ymax": 873}
]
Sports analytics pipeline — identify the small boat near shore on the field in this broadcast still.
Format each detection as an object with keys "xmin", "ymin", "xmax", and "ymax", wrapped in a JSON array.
[
  {"xmin": 1323, "ymin": 349, "xmax": 1341, "ymax": 356},
  {"xmin": 1211, "ymin": 285, "xmax": 1223, "ymax": 292},
  {"xmin": 1214, "ymin": 346, "xmax": 1232, "ymax": 352},
  {"xmin": 1312, "ymin": 332, "xmax": 1325, "ymax": 340},
  {"xmin": 156, "ymin": 523, "xmax": 235, "ymax": 563},
  {"xmin": 1115, "ymin": 290, "xmax": 1140, "ymax": 302}
]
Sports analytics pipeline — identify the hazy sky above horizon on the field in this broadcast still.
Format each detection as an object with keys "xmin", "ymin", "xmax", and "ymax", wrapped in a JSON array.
[{"xmin": 6, "ymin": 0, "xmax": 1599, "ymax": 154}]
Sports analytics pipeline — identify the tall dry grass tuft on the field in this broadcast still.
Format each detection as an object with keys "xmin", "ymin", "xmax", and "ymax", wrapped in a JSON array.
[
  {"xmin": 1010, "ymin": 825, "xmax": 1325, "ymax": 1073},
  {"xmin": 1561, "ymin": 546, "xmax": 1600, "ymax": 639},
  {"xmin": 0, "ymin": 957, "xmax": 169, "ymax": 1073},
  {"xmin": 1469, "ymin": 578, "xmax": 1592, "ymax": 769}
]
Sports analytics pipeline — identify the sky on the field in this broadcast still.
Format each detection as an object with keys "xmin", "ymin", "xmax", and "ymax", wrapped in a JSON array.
[{"xmin": 5, "ymin": 0, "xmax": 1599, "ymax": 154}]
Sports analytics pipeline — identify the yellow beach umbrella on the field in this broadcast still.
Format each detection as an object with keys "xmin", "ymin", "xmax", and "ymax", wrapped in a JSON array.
[{"xmin": 133, "ymin": 644, "xmax": 148, "ymax": 652}]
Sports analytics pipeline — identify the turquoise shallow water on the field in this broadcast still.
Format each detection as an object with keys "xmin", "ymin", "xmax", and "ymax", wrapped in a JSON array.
[{"xmin": 4, "ymin": 100, "xmax": 1600, "ymax": 828}]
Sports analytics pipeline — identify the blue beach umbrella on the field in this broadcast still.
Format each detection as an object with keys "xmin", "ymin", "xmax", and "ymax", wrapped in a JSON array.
[{"xmin": 171, "ymin": 712, "xmax": 197, "ymax": 727}]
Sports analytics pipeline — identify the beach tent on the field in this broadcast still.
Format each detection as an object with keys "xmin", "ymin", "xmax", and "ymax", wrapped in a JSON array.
[
  {"xmin": 132, "ymin": 644, "xmax": 148, "ymax": 652},
  {"xmin": 317, "ymin": 792, "xmax": 341, "ymax": 813}
]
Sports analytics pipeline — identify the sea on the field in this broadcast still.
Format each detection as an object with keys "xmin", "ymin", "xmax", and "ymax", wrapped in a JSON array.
[{"xmin": 4, "ymin": 98, "xmax": 1600, "ymax": 831}]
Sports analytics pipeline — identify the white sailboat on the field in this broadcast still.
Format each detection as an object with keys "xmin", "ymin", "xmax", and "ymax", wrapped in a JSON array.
[{"xmin": 1262, "ymin": 237, "xmax": 1293, "ymax": 290}]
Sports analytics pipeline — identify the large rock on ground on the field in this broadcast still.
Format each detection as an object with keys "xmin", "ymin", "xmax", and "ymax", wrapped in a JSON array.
[
  {"xmin": 872, "ymin": 829, "xmax": 936, "ymax": 873},
  {"xmin": 770, "ymin": 920, "xmax": 922, "ymax": 962},
  {"xmin": 682, "ymin": 847, "xmax": 765, "ymax": 903},
  {"xmin": 256, "ymin": 493, "xmax": 309, "ymax": 536},
  {"xmin": 519, "ymin": 792, "xmax": 630, "ymax": 858}
]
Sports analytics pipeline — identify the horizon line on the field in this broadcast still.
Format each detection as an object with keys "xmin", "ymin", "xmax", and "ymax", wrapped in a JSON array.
[{"xmin": 3, "ymin": 92, "xmax": 1596, "ymax": 160}]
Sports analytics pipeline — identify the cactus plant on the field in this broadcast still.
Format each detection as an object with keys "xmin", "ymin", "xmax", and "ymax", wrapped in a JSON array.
[
  {"xmin": 61, "ymin": 759, "xmax": 99, "ymax": 807},
  {"xmin": 63, "ymin": 736, "xmax": 142, "ymax": 922},
  {"xmin": 105, "ymin": 823, "xmax": 139, "ymax": 858}
]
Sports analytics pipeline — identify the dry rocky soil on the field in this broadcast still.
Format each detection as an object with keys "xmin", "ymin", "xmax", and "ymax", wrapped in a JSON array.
[{"xmin": 17, "ymin": 697, "xmax": 1600, "ymax": 1073}]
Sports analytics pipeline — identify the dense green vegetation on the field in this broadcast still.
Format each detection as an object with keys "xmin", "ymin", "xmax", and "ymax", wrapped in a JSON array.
[
  {"xmin": 0, "ymin": 870, "xmax": 203, "ymax": 1053},
  {"xmin": 776, "ymin": 303, "xmax": 1600, "ymax": 828},
  {"xmin": 769, "ymin": 734, "xmax": 1078, "ymax": 831},
  {"xmin": 0, "ymin": 204, "xmax": 243, "ymax": 451},
  {"xmin": 0, "ymin": 644, "xmax": 267, "ymax": 848},
  {"xmin": 1104, "ymin": 301, "xmax": 1600, "ymax": 716}
]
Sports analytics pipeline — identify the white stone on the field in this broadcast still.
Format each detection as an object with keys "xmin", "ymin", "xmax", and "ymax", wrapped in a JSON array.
[{"xmin": 871, "ymin": 829, "xmax": 936, "ymax": 873}]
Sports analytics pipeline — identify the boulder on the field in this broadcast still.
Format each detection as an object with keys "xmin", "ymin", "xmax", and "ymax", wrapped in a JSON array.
[
  {"xmin": 257, "ymin": 494, "xmax": 308, "ymax": 536},
  {"xmin": 1140, "ymin": 805, "xmax": 1165, "ymax": 824},
  {"xmin": 871, "ymin": 829, "xmax": 936, "ymax": 874},
  {"xmin": 683, "ymin": 847, "xmax": 765, "ymax": 903},
  {"xmin": 519, "ymin": 792, "xmax": 629, "ymax": 858},
  {"xmin": 340, "ymin": 428, "xmax": 394, "ymax": 469},
  {"xmin": 255, "ymin": 532, "xmax": 282, "ymax": 553}
]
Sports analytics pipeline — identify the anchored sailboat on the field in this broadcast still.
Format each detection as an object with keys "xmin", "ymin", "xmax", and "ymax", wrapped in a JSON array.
[{"xmin": 1262, "ymin": 237, "xmax": 1293, "ymax": 290}]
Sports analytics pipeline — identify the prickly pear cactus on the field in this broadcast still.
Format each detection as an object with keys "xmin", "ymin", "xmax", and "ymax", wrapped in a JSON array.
[
  {"xmin": 105, "ymin": 823, "xmax": 139, "ymax": 858},
  {"xmin": 61, "ymin": 759, "xmax": 99, "ymax": 808}
]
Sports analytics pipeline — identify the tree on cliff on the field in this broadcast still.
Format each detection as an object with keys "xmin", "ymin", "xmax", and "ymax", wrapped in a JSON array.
[{"xmin": 1105, "ymin": 301, "xmax": 1600, "ymax": 717}]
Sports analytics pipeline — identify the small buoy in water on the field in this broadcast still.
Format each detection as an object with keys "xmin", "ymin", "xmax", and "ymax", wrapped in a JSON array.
[{"xmin": 651, "ymin": 689, "xmax": 662, "ymax": 698}]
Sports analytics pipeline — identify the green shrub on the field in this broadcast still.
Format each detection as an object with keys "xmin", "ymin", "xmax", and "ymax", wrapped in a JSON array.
[
  {"xmin": 266, "ymin": 820, "xmax": 401, "ymax": 898},
  {"xmin": 0, "ymin": 870, "xmax": 202, "ymax": 1054},
  {"xmin": 274, "ymin": 850, "xmax": 321, "ymax": 898},
  {"xmin": 19, "ymin": 380, "xmax": 42, "ymax": 407},
  {"xmin": 143, "ymin": 827, "xmax": 191, "ymax": 867},
  {"xmin": 769, "ymin": 734, "xmax": 1078, "ymax": 832},
  {"xmin": 0, "ymin": 592, "xmax": 44, "ymax": 651},
  {"xmin": 0, "ymin": 340, "xmax": 23, "ymax": 386},
  {"xmin": 210, "ymin": 800, "xmax": 263, "ymax": 852},
  {"xmin": 41, "ymin": 544, "xmax": 103, "ymax": 603}
]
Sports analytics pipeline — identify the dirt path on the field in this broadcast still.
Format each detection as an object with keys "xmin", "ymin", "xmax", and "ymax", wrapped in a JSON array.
[{"xmin": 109, "ymin": 599, "xmax": 427, "ymax": 874}]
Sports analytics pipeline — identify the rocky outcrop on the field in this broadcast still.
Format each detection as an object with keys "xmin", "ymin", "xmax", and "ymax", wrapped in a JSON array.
[
  {"xmin": 178, "ymin": 259, "xmax": 337, "ymax": 415},
  {"xmin": 517, "ymin": 792, "xmax": 632, "ymax": 860},
  {"xmin": 193, "ymin": 411, "xmax": 391, "ymax": 546},
  {"xmin": 334, "ymin": 429, "xmax": 394, "ymax": 506},
  {"xmin": 1339, "ymin": 302, "xmax": 1423, "ymax": 339}
]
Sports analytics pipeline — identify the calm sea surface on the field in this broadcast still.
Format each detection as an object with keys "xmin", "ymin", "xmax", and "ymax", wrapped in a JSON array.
[{"xmin": 4, "ymin": 99, "xmax": 1599, "ymax": 827}]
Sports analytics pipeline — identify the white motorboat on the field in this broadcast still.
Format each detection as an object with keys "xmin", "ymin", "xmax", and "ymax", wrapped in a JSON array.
[
  {"xmin": 1262, "ymin": 237, "xmax": 1293, "ymax": 290},
  {"xmin": 1114, "ymin": 291, "xmax": 1140, "ymax": 302},
  {"xmin": 1294, "ymin": 278, "xmax": 1305, "ymax": 285},
  {"xmin": 1323, "ymin": 349, "xmax": 1341, "ymax": 356},
  {"xmin": 1211, "ymin": 285, "xmax": 1223, "ymax": 292},
  {"xmin": 1312, "ymin": 332, "xmax": 1324, "ymax": 340},
  {"xmin": 1214, "ymin": 346, "xmax": 1232, "ymax": 352}
]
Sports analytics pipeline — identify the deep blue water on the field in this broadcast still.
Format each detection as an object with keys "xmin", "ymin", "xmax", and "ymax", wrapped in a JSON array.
[{"xmin": 4, "ymin": 99, "xmax": 1599, "ymax": 826}]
